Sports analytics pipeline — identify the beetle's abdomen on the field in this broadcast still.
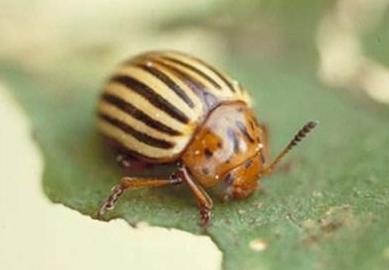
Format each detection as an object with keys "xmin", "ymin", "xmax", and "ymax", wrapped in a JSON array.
[{"xmin": 97, "ymin": 51, "xmax": 251, "ymax": 162}]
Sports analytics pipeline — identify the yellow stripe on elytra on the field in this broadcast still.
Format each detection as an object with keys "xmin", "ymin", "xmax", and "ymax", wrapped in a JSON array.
[
  {"xmin": 143, "ymin": 51, "xmax": 251, "ymax": 107},
  {"xmin": 115, "ymin": 65, "xmax": 194, "ymax": 117},
  {"xmin": 162, "ymin": 52, "xmax": 237, "ymax": 97},
  {"xmin": 162, "ymin": 52, "xmax": 253, "ymax": 104},
  {"xmin": 151, "ymin": 55, "xmax": 221, "ymax": 98},
  {"xmin": 150, "ymin": 61, "xmax": 204, "ymax": 114},
  {"xmin": 98, "ymin": 101, "xmax": 181, "ymax": 141},
  {"xmin": 104, "ymin": 82, "xmax": 193, "ymax": 135},
  {"xmin": 98, "ymin": 120, "xmax": 183, "ymax": 159}
]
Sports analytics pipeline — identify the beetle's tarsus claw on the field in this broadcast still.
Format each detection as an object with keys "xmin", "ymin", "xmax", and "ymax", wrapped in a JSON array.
[
  {"xmin": 200, "ymin": 207, "xmax": 211, "ymax": 228},
  {"xmin": 96, "ymin": 184, "xmax": 124, "ymax": 220},
  {"xmin": 96, "ymin": 203, "xmax": 109, "ymax": 220}
]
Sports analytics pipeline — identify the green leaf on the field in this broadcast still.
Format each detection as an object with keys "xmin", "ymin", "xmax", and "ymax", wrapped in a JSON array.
[{"xmin": 3, "ymin": 54, "xmax": 389, "ymax": 269}]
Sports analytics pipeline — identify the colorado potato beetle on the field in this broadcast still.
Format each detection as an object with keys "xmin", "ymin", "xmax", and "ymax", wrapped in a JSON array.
[{"xmin": 97, "ymin": 51, "xmax": 317, "ymax": 226}]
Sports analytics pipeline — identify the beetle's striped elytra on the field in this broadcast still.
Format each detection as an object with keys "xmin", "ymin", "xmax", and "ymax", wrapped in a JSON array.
[{"xmin": 97, "ymin": 50, "xmax": 318, "ymax": 227}]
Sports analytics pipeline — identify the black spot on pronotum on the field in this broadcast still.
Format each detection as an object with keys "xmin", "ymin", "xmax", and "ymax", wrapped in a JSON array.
[
  {"xmin": 204, "ymin": 148, "xmax": 213, "ymax": 159},
  {"xmin": 227, "ymin": 128, "xmax": 240, "ymax": 154},
  {"xmin": 244, "ymin": 159, "xmax": 253, "ymax": 169},
  {"xmin": 236, "ymin": 121, "xmax": 255, "ymax": 143},
  {"xmin": 202, "ymin": 168, "xmax": 210, "ymax": 175},
  {"xmin": 224, "ymin": 173, "xmax": 234, "ymax": 185}
]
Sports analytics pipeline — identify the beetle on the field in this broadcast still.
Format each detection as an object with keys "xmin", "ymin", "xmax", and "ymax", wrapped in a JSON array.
[{"xmin": 96, "ymin": 50, "xmax": 317, "ymax": 226}]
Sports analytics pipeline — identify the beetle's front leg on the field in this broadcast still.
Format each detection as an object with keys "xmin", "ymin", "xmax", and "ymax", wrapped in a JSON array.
[
  {"xmin": 176, "ymin": 167, "xmax": 214, "ymax": 227},
  {"xmin": 97, "ymin": 175, "xmax": 182, "ymax": 219}
]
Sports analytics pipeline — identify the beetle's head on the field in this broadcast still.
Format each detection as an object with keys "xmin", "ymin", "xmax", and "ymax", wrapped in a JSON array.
[
  {"xmin": 221, "ymin": 154, "xmax": 262, "ymax": 201},
  {"xmin": 220, "ymin": 121, "xmax": 318, "ymax": 201}
]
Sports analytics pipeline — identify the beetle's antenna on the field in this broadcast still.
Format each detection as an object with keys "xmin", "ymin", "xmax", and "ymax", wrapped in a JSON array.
[{"xmin": 262, "ymin": 121, "xmax": 318, "ymax": 176}]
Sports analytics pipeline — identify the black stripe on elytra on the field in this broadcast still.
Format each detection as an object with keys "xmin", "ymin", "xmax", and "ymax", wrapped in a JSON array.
[
  {"xmin": 102, "ymin": 94, "xmax": 181, "ymax": 136},
  {"xmin": 153, "ymin": 60, "xmax": 219, "ymax": 110},
  {"xmin": 193, "ymin": 57, "xmax": 236, "ymax": 93},
  {"xmin": 161, "ymin": 56, "xmax": 222, "ymax": 89},
  {"xmin": 227, "ymin": 128, "xmax": 240, "ymax": 154},
  {"xmin": 152, "ymin": 59, "xmax": 204, "ymax": 93},
  {"xmin": 99, "ymin": 113, "xmax": 175, "ymax": 149},
  {"xmin": 110, "ymin": 75, "xmax": 190, "ymax": 124},
  {"xmin": 136, "ymin": 63, "xmax": 195, "ymax": 108},
  {"xmin": 102, "ymin": 136, "xmax": 158, "ymax": 162},
  {"xmin": 236, "ymin": 121, "xmax": 255, "ymax": 143}
]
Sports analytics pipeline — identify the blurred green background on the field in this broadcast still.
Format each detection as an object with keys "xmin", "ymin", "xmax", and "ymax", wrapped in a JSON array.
[{"xmin": 1, "ymin": 0, "xmax": 389, "ymax": 269}]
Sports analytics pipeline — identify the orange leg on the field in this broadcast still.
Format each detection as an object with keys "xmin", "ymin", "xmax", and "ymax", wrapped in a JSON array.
[
  {"xmin": 97, "ymin": 176, "xmax": 182, "ymax": 218},
  {"xmin": 97, "ymin": 167, "xmax": 213, "ymax": 227},
  {"xmin": 176, "ymin": 167, "xmax": 214, "ymax": 227}
]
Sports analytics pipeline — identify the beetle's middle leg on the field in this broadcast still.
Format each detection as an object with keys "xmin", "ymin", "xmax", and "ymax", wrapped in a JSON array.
[
  {"xmin": 176, "ymin": 167, "xmax": 214, "ymax": 227},
  {"xmin": 97, "ymin": 176, "xmax": 182, "ymax": 219}
]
